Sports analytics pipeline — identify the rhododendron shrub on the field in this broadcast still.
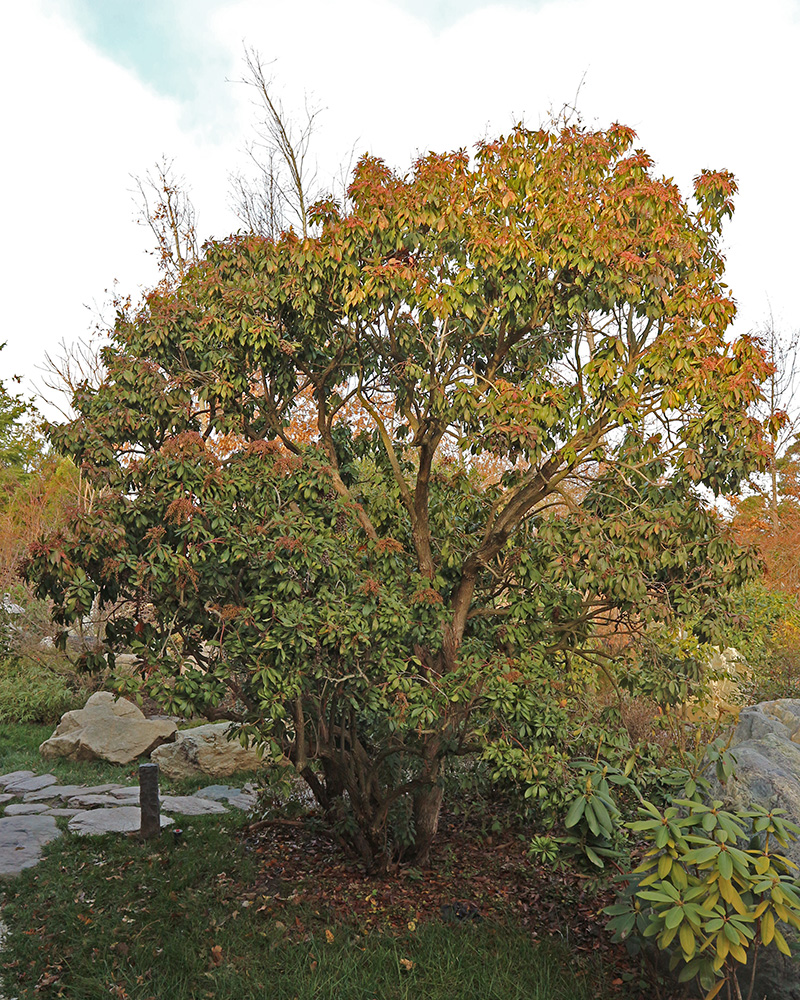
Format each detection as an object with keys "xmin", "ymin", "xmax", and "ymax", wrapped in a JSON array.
[{"xmin": 28, "ymin": 124, "xmax": 771, "ymax": 869}]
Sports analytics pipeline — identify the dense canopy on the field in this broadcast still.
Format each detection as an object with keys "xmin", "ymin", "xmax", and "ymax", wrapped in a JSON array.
[{"xmin": 29, "ymin": 123, "xmax": 771, "ymax": 868}]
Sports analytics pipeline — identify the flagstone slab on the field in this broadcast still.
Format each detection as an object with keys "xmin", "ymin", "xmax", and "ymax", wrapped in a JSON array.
[
  {"xmin": 0, "ymin": 815, "xmax": 60, "ymax": 877},
  {"xmin": 0, "ymin": 794, "xmax": 13, "ymax": 804},
  {"xmin": 44, "ymin": 808, "xmax": 82, "ymax": 817},
  {"xmin": 3, "ymin": 775, "xmax": 57, "ymax": 795},
  {"xmin": 75, "ymin": 784, "xmax": 127, "ymax": 797},
  {"xmin": 193, "ymin": 784, "xmax": 238, "ymax": 801},
  {"xmin": 159, "ymin": 795, "xmax": 228, "ymax": 816},
  {"xmin": 24, "ymin": 784, "xmax": 99, "ymax": 802},
  {"xmin": 0, "ymin": 771, "xmax": 35, "ymax": 789},
  {"xmin": 68, "ymin": 807, "xmax": 173, "ymax": 836},
  {"xmin": 225, "ymin": 796, "xmax": 256, "ymax": 811},
  {"xmin": 67, "ymin": 793, "xmax": 127, "ymax": 808},
  {"xmin": 107, "ymin": 788, "xmax": 141, "ymax": 801},
  {"xmin": 4, "ymin": 804, "xmax": 49, "ymax": 816}
]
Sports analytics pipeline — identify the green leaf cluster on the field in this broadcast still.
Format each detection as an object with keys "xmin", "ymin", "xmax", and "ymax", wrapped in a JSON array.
[{"xmin": 608, "ymin": 783, "xmax": 800, "ymax": 999}]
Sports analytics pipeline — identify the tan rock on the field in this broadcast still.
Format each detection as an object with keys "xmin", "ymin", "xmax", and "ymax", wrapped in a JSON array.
[
  {"xmin": 676, "ymin": 647, "xmax": 751, "ymax": 723},
  {"xmin": 39, "ymin": 692, "xmax": 177, "ymax": 765},
  {"xmin": 151, "ymin": 723, "xmax": 265, "ymax": 779}
]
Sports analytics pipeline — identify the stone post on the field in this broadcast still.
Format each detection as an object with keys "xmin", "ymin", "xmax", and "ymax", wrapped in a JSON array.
[{"xmin": 139, "ymin": 761, "xmax": 160, "ymax": 840}]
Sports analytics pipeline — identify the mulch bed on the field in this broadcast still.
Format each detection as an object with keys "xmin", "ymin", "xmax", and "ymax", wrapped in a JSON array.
[{"xmin": 231, "ymin": 802, "xmax": 673, "ymax": 999}]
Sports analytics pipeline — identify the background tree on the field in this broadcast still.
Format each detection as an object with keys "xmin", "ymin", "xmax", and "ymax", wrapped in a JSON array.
[
  {"xmin": 28, "ymin": 123, "xmax": 771, "ymax": 870},
  {"xmin": 0, "ymin": 348, "xmax": 80, "ymax": 663},
  {"xmin": 752, "ymin": 317, "xmax": 800, "ymax": 530},
  {"xmin": 133, "ymin": 157, "xmax": 199, "ymax": 284},
  {"xmin": 0, "ymin": 353, "xmax": 41, "ymax": 496},
  {"xmin": 229, "ymin": 48, "xmax": 322, "ymax": 239},
  {"xmin": 731, "ymin": 318, "xmax": 800, "ymax": 589}
]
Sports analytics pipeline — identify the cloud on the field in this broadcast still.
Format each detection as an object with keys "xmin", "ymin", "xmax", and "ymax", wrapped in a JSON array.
[
  {"xmin": 51, "ymin": 0, "xmax": 238, "ymax": 137},
  {"xmin": 0, "ymin": 1, "xmax": 234, "ymax": 397}
]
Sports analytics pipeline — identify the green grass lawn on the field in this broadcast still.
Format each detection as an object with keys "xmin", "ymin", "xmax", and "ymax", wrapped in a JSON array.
[
  {"xmin": 1, "ymin": 812, "xmax": 620, "ymax": 1000},
  {"xmin": 1, "ymin": 723, "xmax": 139, "ymax": 788},
  {"xmin": 0, "ymin": 723, "xmax": 634, "ymax": 999}
]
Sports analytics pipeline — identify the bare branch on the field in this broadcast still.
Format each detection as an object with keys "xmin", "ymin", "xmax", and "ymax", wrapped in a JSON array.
[
  {"xmin": 36, "ymin": 337, "xmax": 107, "ymax": 421},
  {"xmin": 229, "ymin": 48, "xmax": 323, "ymax": 238},
  {"xmin": 132, "ymin": 156, "xmax": 198, "ymax": 282}
]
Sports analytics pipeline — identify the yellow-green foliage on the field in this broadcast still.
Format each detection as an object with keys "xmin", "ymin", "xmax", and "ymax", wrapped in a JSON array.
[
  {"xmin": 0, "ymin": 655, "xmax": 79, "ymax": 724},
  {"xmin": 609, "ymin": 783, "xmax": 800, "ymax": 999}
]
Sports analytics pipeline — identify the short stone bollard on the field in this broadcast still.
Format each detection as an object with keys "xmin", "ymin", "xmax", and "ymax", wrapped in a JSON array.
[{"xmin": 139, "ymin": 761, "xmax": 161, "ymax": 839}]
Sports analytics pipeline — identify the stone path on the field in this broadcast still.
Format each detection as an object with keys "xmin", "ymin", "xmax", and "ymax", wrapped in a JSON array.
[{"xmin": 0, "ymin": 770, "xmax": 258, "ymax": 878}]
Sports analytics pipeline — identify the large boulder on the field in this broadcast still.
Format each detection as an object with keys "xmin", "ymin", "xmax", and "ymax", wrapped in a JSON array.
[
  {"xmin": 734, "ymin": 699, "xmax": 800, "ymax": 744},
  {"xmin": 39, "ymin": 692, "xmax": 177, "ymax": 765},
  {"xmin": 707, "ymin": 700, "xmax": 800, "ymax": 999},
  {"xmin": 712, "ymin": 700, "xmax": 800, "ymax": 870},
  {"xmin": 151, "ymin": 722, "xmax": 265, "ymax": 779}
]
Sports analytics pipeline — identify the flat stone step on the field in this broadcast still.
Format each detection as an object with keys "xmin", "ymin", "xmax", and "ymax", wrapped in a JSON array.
[
  {"xmin": 73, "ymin": 784, "xmax": 127, "ymax": 797},
  {"xmin": 160, "ymin": 796, "xmax": 228, "ymax": 816},
  {"xmin": 0, "ymin": 771, "xmax": 35, "ymax": 791},
  {"xmin": 194, "ymin": 784, "xmax": 238, "ymax": 801},
  {"xmin": 67, "ymin": 793, "xmax": 128, "ymax": 809},
  {"xmin": 3, "ymin": 775, "xmax": 58, "ymax": 795},
  {"xmin": 4, "ymin": 804, "xmax": 49, "ymax": 816},
  {"xmin": 0, "ymin": 815, "xmax": 61, "ymax": 877},
  {"xmin": 225, "ymin": 794, "xmax": 257, "ymax": 811},
  {"xmin": 107, "ymin": 788, "xmax": 141, "ymax": 801},
  {"xmin": 68, "ymin": 807, "xmax": 173, "ymax": 836},
  {"xmin": 24, "ymin": 784, "xmax": 108, "ymax": 802}
]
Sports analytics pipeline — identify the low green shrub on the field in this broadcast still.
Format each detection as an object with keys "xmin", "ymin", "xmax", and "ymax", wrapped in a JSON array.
[
  {"xmin": 607, "ymin": 743, "xmax": 800, "ymax": 1000},
  {"xmin": 0, "ymin": 654, "xmax": 80, "ymax": 723}
]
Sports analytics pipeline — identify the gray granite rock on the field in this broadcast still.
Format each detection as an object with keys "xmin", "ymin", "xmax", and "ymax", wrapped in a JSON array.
[
  {"xmin": 734, "ymin": 700, "xmax": 800, "ymax": 743},
  {"xmin": 68, "ymin": 807, "xmax": 173, "ymax": 836},
  {"xmin": 3, "ymin": 804, "xmax": 49, "ymax": 816},
  {"xmin": 0, "ymin": 815, "xmax": 60, "ymax": 877},
  {"xmin": 709, "ymin": 700, "xmax": 800, "ymax": 999},
  {"xmin": 0, "ymin": 794, "xmax": 13, "ymax": 804}
]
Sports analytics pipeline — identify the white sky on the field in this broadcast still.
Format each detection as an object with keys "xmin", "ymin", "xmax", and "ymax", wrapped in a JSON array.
[{"xmin": 2, "ymin": 0, "xmax": 798, "ymax": 414}]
